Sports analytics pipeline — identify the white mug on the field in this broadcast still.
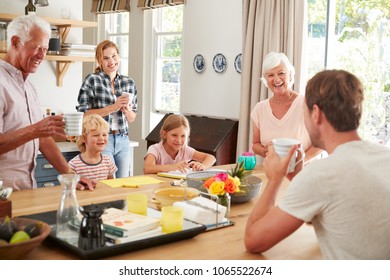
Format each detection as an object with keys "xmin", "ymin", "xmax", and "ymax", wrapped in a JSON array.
[
  {"xmin": 122, "ymin": 92, "xmax": 134, "ymax": 106},
  {"xmin": 272, "ymin": 138, "xmax": 305, "ymax": 173},
  {"xmin": 63, "ymin": 112, "xmax": 83, "ymax": 136}
]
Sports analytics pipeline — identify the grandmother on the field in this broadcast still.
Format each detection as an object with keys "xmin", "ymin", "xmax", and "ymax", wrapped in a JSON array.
[{"xmin": 250, "ymin": 52, "xmax": 321, "ymax": 161}]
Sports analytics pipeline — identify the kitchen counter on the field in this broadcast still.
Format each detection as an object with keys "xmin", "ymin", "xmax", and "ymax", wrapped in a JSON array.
[{"xmin": 40, "ymin": 140, "xmax": 140, "ymax": 154}]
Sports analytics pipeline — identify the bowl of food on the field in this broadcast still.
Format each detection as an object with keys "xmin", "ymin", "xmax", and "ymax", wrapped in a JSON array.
[
  {"xmin": 0, "ymin": 217, "xmax": 51, "ymax": 260},
  {"xmin": 152, "ymin": 186, "xmax": 200, "ymax": 210}
]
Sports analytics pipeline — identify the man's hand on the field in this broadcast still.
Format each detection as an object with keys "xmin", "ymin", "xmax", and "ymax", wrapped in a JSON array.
[
  {"xmin": 34, "ymin": 115, "xmax": 66, "ymax": 138},
  {"xmin": 263, "ymin": 144, "xmax": 301, "ymax": 182},
  {"xmin": 77, "ymin": 176, "xmax": 97, "ymax": 191}
]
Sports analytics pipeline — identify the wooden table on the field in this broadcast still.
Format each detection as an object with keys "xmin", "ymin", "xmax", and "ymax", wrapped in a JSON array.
[{"xmin": 9, "ymin": 165, "xmax": 322, "ymax": 260}]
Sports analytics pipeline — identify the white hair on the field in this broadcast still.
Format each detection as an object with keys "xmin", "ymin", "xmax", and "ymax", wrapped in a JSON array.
[
  {"xmin": 6, "ymin": 15, "xmax": 51, "ymax": 50},
  {"xmin": 260, "ymin": 52, "xmax": 295, "ymax": 88}
]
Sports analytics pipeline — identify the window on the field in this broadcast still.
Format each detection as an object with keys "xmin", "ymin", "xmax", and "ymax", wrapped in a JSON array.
[
  {"xmin": 98, "ymin": 13, "xmax": 130, "ymax": 75},
  {"xmin": 152, "ymin": 6, "xmax": 183, "ymax": 113},
  {"xmin": 307, "ymin": 0, "xmax": 390, "ymax": 143}
]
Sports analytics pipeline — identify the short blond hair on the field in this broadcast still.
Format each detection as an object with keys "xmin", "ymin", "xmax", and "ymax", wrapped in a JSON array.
[{"xmin": 76, "ymin": 114, "xmax": 109, "ymax": 152}]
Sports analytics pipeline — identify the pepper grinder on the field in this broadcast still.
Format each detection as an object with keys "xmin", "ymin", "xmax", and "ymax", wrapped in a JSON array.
[{"xmin": 78, "ymin": 204, "xmax": 106, "ymax": 250}]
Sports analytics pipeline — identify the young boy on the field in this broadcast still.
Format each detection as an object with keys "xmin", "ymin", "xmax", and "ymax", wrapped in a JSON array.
[{"xmin": 68, "ymin": 114, "xmax": 117, "ymax": 187}]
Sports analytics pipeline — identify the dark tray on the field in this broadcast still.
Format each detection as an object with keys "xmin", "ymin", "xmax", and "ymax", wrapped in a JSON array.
[{"xmin": 21, "ymin": 200, "xmax": 207, "ymax": 259}]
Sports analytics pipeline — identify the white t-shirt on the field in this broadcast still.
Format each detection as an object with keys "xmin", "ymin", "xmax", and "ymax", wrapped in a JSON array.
[{"xmin": 279, "ymin": 141, "xmax": 390, "ymax": 259}]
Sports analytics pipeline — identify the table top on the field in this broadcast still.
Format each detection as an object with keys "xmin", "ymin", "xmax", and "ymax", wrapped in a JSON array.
[{"xmin": 8, "ymin": 164, "xmax": 322, "ymax": 260}]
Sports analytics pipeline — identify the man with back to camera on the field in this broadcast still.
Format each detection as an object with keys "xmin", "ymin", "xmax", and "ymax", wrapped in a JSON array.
[
  {"xmin": 0, "ymin": 15, "xmax": 94, "ymax": 191},
  {"xmin": 245, "ymin": 69, "xmax": 390, "ymax": 259}
]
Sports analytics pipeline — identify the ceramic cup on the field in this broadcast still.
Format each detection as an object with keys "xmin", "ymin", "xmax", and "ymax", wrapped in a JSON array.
[
  {"xmin": 64, "ymin": 112, "xmax": 83, "ymax": 136},
  {"xmin": 126, "ymin": 193, "xmax": 148, "ymax": 216},
  {"xmin": 272, "ymin": 138, "xmax": 305, "ymax": 173},
  {"xmin": 122, "ymin": 92, "xmax": 134, "ymax": 106},
  {"xmin": 161, "ymin": 206, "xmax": 183, "ymax": 234}
]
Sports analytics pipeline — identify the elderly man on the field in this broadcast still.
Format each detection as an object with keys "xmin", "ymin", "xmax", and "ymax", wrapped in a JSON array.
[
  {"xmin": 245, "ymin": 70, "xmax": 390, "ymax": 259},
  {"xmin": 0, "ymin": 15, "xmax": 94, "ymax": 191}
]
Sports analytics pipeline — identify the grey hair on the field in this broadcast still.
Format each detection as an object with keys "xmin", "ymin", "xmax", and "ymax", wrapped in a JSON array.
[
  {"xmin": 260, "ymin": 52, "xmax": 295, "ymax": 88},
  {"xmin": 6, "ymin": 15, "xmax": 51, "ymax": 50}
]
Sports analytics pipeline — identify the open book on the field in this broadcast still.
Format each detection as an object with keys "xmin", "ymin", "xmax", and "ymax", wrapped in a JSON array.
[{"xmin": 157, "ymin": 168, "xmax": 227, "ymax": 180}]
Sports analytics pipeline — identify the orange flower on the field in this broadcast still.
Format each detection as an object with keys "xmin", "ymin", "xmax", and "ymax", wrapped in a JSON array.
[{"xmin": 203, "ymin": 173, "xmax": 240, "ymax": 196}]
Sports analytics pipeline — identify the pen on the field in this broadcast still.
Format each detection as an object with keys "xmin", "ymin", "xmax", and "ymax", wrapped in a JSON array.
[{"xmin": 122, "ymin": 184, "xmax": 139, "ymax": 188}]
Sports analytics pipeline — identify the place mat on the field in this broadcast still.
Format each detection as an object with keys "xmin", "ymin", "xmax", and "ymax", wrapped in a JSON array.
[{"xmin": 100, "ymin": 176, "xmax": 164, "ymax": 188}]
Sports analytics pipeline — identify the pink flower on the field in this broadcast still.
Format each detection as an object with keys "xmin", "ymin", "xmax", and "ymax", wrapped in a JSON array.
[{"xmin": 215, "ymin": 173, "xmax": 228, "ymax": 181}]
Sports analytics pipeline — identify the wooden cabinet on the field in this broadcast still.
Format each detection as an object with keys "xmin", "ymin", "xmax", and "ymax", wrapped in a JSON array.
[
  {"xmin": 0, "ymin": 13, "xmax": 97, "ymax": 86},
  {"xmin": 146, "ymin": 114, "xmax": 239, "ymax": 165},
  {"xmin": 35, "ymin": 151, "xmax": 78, "ymax": 188}
]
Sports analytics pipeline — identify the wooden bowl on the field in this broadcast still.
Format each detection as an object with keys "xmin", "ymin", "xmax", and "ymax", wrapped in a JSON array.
[{"xmin": 0, "ymin": 217, "xmax": 51, "ymax": 260}]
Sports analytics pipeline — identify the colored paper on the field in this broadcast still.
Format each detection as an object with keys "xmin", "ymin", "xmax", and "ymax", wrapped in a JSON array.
[{"xmin": 100, "ymin": 176, "xmax": 164, "ymax": 188}]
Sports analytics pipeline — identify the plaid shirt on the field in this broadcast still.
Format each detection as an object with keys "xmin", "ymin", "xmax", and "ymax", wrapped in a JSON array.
[{"xmin": 77, "ymin": 71, "xmax": 137, "ymax": 135}]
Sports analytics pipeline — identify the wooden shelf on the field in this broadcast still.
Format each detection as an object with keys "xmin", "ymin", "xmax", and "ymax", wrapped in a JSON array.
[{"xmin": 0, "ymin": 13, "xmax": 97, "ymax": 87}]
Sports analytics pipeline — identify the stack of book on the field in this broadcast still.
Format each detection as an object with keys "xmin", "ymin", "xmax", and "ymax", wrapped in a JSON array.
[
  {"xmin": 60, "ymin": 43, "xmax": 96, "ymax": 57},
  {"xmin": 102, "ymin": 208, "xmax": 161, "ymax": 244}
]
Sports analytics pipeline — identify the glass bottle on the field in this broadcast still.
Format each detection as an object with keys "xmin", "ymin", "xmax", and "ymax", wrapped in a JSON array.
[
  {"xmin": 25, "ymin": 0, "xmax": 36, "ymax": 15},
  {"xmin": 56, "ymin": 174, "xmax": 81, "ymax": 245}
]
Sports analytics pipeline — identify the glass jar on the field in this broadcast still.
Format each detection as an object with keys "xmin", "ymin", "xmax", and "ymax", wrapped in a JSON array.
[
  {"xmin": 48, "ymin": 27, "xmax": 61, "ymax": 55},
  {"xmin": 56, "ymin": 174, "xmax": 81, "ymax": 245},
  {"xmin": 0, "ymin": 22, "xmax": 6, "ymax": 52}
]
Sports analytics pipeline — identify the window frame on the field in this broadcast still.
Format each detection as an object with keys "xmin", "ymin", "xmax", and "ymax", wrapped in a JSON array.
[
  {"xmin": 151, "ymin": 6, "xmax": 184, "ymax": 114},
  {"xmin": 97, "ymin": 13, "xmax": 130, "ymax": 76}
]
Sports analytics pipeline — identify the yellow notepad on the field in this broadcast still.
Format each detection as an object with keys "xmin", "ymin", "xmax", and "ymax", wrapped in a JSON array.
[{"xmin": 100, "ymin": 176, "xmax": 164, "ymax": 188}]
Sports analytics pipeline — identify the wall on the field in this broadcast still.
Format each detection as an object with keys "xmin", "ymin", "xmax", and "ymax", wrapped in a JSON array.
[
  {"xmin": 181, "ymin": 0, "xmax": 242, "ymax": 120},
  {"xmin": 0, "ymin": 0, "xmax": 86, "ymax": 115}
]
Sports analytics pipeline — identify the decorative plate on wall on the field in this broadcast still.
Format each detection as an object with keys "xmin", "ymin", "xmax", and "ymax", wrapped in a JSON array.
[
  {"xmin": 212, "ymin": 53, "xmax": 227, "ymax": 74},
  {"xmin": 193, "ymin": 54, "xmax": 206, "ymax": 73},
  {"xmin": 234, "ymin": 53, "xmax": 242, "ymax": 74}
]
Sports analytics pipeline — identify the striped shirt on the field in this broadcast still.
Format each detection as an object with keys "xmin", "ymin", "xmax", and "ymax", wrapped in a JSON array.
[
  {"xmin": 77, "ymin": 71, "xmax": 137, "ymax": 135},
  {"xmin": 68, "ymin": 154, "xmax": 117, "ymax": 181}
]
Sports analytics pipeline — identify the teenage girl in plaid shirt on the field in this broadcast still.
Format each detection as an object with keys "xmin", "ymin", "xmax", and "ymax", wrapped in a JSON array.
[{"xmin": 77, "ymin": 40, "xmax": 137, "ymax": 178}]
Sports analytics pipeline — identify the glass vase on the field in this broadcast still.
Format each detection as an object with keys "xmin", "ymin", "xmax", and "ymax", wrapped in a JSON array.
[
  {"xmin": 56, "ymin": 174, "xmax": 81, "ymax": 245},
  {"xmin": 218, "ymin": 193, "xmax": 231, "ymax": 220}
]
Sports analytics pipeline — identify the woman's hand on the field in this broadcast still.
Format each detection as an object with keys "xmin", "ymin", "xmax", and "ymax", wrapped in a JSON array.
[
  {"xmin": 114, "ymin": 95, "xmax": 129, "ymax": 111},
  {"xmin": 253, "ymin": 142, "xmax": 268, "ymax": 158}
]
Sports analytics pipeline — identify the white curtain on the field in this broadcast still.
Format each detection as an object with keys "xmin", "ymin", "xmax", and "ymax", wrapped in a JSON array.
[{"xmin": 237, "ymin": 0, "xmax": 307, "ymax": 156}]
